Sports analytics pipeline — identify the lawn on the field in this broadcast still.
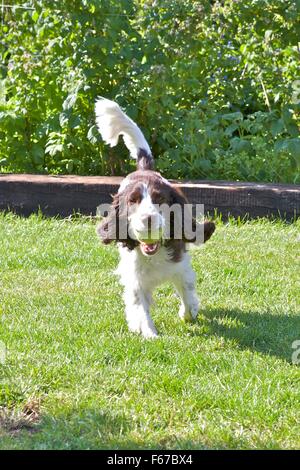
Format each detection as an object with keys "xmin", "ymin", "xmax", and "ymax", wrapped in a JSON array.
[{"xmin": 0, "ymin": 213, "xmax": 299, "ymax": 450}]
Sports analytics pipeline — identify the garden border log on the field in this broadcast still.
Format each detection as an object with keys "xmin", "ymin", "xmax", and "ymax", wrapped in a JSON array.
[{"xmin": 0, "ymin": 174, "xmax": 299, "ymax": 219}]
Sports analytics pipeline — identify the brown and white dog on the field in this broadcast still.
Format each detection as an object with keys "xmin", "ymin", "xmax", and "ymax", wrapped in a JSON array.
[{"xmin": 95, "ymin": 98, "xmax": 215, "ymax": 338}]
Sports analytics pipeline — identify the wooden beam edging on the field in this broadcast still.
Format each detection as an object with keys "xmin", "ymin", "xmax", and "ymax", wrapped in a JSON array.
[{"xmin": 0, "ymin": 174, "xmax": 299, "ymax": 220}]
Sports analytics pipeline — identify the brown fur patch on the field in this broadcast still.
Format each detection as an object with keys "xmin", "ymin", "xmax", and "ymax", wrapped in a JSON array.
[{"xmin": 137, "ymin": 148, "xmax": 154, "ymax": 171}]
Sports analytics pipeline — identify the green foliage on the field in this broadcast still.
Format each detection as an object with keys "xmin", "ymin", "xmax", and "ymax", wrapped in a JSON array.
[{"xmin": 0, "ymin": 0, "xmax": 299, "ymax": 182}]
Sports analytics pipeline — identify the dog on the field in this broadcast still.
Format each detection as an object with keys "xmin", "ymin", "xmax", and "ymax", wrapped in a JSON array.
[{"xmin": 95, "ymin": 98, "xmax": 215, "ymax": 338}]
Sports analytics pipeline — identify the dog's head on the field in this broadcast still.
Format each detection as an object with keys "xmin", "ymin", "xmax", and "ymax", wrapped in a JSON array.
[{"xmin": 97, "ymin": 170, "xmax": 215, "ymax": 258}]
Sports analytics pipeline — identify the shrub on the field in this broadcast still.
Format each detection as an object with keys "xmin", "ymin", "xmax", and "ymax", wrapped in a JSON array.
[{"xmin": 0, "ymin": 0, "xmax": 299, "ymax": 182}]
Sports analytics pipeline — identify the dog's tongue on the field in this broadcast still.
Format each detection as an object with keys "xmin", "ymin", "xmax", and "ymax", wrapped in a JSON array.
[{"xmin": 141, "ymin": 241, "xmax": 159, "ymax": 255}]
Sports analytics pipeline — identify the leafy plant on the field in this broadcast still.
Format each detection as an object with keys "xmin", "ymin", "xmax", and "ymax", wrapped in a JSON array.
[{"xmin": 0, "ymin": 0, "xmax": 299, "ymax": 182}]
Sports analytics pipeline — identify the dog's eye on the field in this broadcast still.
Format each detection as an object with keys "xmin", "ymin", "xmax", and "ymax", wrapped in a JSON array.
[{"xmin": 128, "ymin": 196, "xmax": 137, "ymax": 205}]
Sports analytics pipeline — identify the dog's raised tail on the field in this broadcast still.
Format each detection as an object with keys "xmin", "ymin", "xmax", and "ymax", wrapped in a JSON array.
[{"xmin": 95, "ymin": 98, "xmax": 154, "ymax": 170}]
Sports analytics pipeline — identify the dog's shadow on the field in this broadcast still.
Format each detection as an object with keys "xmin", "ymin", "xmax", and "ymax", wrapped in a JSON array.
[{"xmin": 191, "ymin": 307, "xmax": 299, "ymax": 363}]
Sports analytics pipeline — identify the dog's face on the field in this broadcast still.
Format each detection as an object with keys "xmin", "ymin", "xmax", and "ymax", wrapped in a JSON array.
[
  {"xmin": 98, "ymin": 170, "xmax": 215, "ymax": 258},
  {"xmin": 126, "ymin": 182, "xmax": 165, "ymax": 256},
  {"xmin": 98, "ymin": 170, "xmax": 187, "ymax": 257},
  {"xmin": 125, "ymin": 173, "xmax": 189, "ymax": 257}
]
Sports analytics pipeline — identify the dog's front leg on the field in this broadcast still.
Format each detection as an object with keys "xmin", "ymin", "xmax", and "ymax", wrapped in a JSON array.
[
  {"xmin": 173, "ymin": 267, "xmax": 199, "ymax": 322},
  {"xmin": 123, "ymin": 285, "xmax": 158, "ymax": 339}
]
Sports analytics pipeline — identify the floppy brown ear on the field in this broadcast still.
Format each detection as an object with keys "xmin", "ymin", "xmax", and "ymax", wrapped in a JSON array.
[
  {"xmin": 96, "ymin": 193, "xmax": 139, "ymax": 250},
  {"xmin": 185, "ymin": 217, "xmax": 216, "ymax": 244},
  {"xmin": 168, "ymin": 186, "xmax": 188, "ymax": 239},
  {"xmin": 97, "ymin": 193, "xmax": 120, "ymax": 245},
  {"xmin": 170, "ymin": 186, "xmax": 188, "ymax": 207},
  {"xmin": 184, "ymin": 217, "xmax": 216, "ymax": 245},
  {"xmin": 97, "ymin": 217, "xmax": 114, "ymax": 245},
  {"xmin": 203, "ymin": 220, "xmax": 215, "ymax": 242},
  {"xmin": 169, "ymin": 186, "xmax": 216, "ymax": 243}
]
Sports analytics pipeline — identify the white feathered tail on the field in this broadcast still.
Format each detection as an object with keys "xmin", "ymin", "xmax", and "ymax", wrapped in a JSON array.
[{"xmin": 95, "ymin": 98, "xmax": 152, "ymax": 161}]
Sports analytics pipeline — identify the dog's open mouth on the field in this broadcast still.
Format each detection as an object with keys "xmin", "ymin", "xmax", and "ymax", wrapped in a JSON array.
[{"xmin": 139, "ymin": 240, "xmax": 160, "ymax": 256}]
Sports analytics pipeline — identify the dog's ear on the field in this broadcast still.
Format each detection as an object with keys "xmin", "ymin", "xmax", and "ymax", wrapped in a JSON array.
[
  {"xmin": 168, "ymin": 186, "xmax": 216, "ymax": 243},
  {"xmin": 168, "ymin": 186, "xmax": 188, "ymax": 240},
  {"xmin": 187, "ymin": 219, "xmax": 216, "ymax": 244},
  {"xmin": 97, "ymin": 193, "xmax": 120, "ymax": 245},
  {"xmin": 203, "ymin": 220, "xmax": 215, "ymax": 242},
  {"xmin": 97, "ymin": 193, "xmax": 139, "ymax": 250},
  {"xmin": 170, "ymin": 186, "xmax": 188, "ymax": 207},
  {"xmin": 169, "ymin": 186, "xmax": 207, "ymax": 242}
]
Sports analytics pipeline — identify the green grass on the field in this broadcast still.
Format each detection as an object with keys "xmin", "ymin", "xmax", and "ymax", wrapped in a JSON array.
[{"xmin": 0, "ymin": 213, "xmax": 299, "ymax": 449}]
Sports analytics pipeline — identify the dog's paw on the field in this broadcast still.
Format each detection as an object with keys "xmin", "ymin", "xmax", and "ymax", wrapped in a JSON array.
[
  {"xmin": 128, "ymin": 323, "xmax": 141, "ymax": 334},
  {"xmin": 127, "ymin": 318, "xmax": 158, "ymax": 339},
  {"xmin": 141, "ymin": 322, "xmax": 159, "ymax": 339},
  {"xmin": 179, "ymin": 303, "xmax": 199, "ymax": 322}
]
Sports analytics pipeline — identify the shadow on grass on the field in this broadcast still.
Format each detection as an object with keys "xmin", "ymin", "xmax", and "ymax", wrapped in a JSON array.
[{"xmin": 198, "ymin": 307, "xmax": 299, "ymax": 362}]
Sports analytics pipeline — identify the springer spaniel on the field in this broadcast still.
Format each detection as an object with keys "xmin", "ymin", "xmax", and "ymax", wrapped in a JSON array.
[{"xmin": 95, "ymin": 98, "xmax": 215, "ymax": 338}]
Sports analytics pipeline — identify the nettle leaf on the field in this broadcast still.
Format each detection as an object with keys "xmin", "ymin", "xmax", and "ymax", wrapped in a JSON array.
[
  {"xmin": 45, "ymin": 143, "xmax": 64, "ymax": 156},
  {"xmin": 69, "ymin": 115, "xmax": 81, "ymax": 129},
  {"xmin": 59, "ymin": 111, "xmax": 70, "ymax": 127},
  {"xmin": 225, "ymin": 123, "xmax": 239, "ymax": 136},
  {"xmin": 63, "ymin": 93, "xmax": 77, "ymax": 111},
  {"xmin": 59, "ymin": 111, "xmax": 81, "ymax": 129},
  {"xmin": 281, "ymin": 106, "xmax": 294, "ymax": 125},
  {"xmin": 87, "ymin": 125, "xmax": 100, "ymax": 144},
  {"xmin": 275, "ymin": 138, "xmax": 300, "ymax": 168},
  {"xmin": 196, "ymin": 159, "xmax": 212, "ymax": 171},
  {"xmin": 285, "ymin": 121, "xmax": 299, "ymax": 138},
  {"xmin": 230, "ymin": 137, "xmax": 252, "ymax": 153},
  {"xmin": 275, "ymin": 138, "xmax": 300, "ymax": 157},
  {"xmin": 270, "ymin": 119, "xmax": 285, "ymax": 137},
  {"xmin": 287, "ymin": 139, "xmax": 300, "ymax": 166},
  {"xmin": 264, "ymin": 30, "xmax": 273, "ymax": 42},
  {"xmin": 274, "ymin": 139, "xmax": 288, "ymax": 153},
  {"xmin": 221, "ymin": 112, "xmax": 243, "ymax": 122}
]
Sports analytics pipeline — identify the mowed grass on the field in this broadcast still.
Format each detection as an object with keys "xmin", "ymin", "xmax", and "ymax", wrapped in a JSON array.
[{"xmin": 0, "ymin": 213, "xmax": 299, "ymax": 450}]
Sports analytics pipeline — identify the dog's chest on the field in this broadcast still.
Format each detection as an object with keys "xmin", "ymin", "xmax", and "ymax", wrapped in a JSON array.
[
  {"xmin": 117, "ymin": 245, "xmax": 178, "ymax": 287},
  {"xmin": 138, "ymin": 248, "xmax": 172, "ymax": 276}
]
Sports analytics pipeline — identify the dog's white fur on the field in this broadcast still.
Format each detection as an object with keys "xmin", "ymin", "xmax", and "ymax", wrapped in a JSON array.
[
  {"xmin": 127, "ymin": 183, "xmax": 164, "ymax": 243},
  {"xmin": 95, "ymin": 98, "xmax": 151, "ymax": 160},
  {"xmin": 95, "ymin": 98, "xmax": 199, "ymax": 338},
  {"xmin": 116, "ymin": 245, "xmax": 199, "ymax": 338}
]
